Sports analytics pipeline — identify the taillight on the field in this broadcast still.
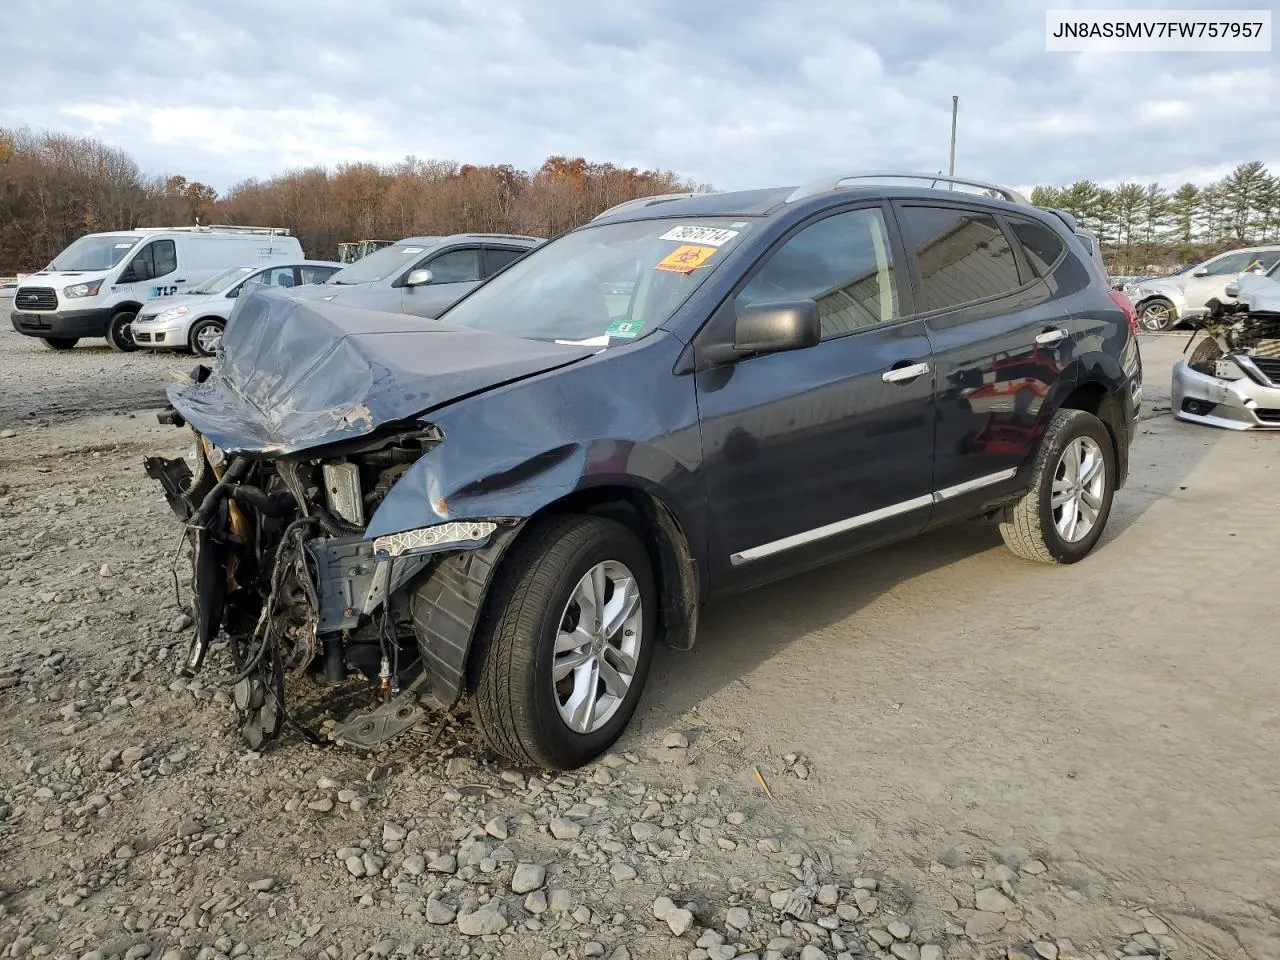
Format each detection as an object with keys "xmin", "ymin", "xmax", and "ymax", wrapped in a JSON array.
[{"xmin": 1109, "ymin": 290, "xmax": 1138, "ymax": 333}]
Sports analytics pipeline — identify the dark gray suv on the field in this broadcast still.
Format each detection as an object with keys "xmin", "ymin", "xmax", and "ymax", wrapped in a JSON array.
[{"xmin": 147, "ymin": 173, "xmax": 1143, "ymax": 769}]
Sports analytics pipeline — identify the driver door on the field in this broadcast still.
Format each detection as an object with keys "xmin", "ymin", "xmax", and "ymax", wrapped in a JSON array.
[{"xmin": 120, "ymin": 239, "xmax": 182, "ymax": 307}]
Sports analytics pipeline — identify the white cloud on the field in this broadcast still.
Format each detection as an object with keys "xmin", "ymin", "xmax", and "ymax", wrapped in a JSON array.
[{"xmin": 2, "ymin": 0, "xmax": 1277, "ymax": 194}]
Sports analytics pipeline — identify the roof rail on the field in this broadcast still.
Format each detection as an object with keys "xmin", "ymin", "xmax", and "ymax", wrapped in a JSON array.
[
  {"xmin": 591, "ymin": 192, "xmax": 711, "ymax": 222},
  {"xmin": 154, "ymin": 224, "xmax": 292, "ymax": 236},
  {"xmin": 785, "ymin": 172, "xmax": 1030, "ymax": 206}
]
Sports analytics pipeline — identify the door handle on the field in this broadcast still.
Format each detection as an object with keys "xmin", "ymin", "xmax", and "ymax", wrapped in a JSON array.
[
  {"xmin": 1035, "ymin": 328, "xmax": 1069, "ymax": 345},
  {"xmin": 882, "ymin": 361, "xmax": 931, "ymax": 383}
]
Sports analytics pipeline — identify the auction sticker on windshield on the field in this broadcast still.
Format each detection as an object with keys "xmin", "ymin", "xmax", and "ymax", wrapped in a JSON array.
[
  {"xmin": 655, "ymin": 245, "xmax": 717, "ymax": 274},
  {"xmin": 659, "ymin": 225, "xmax": 739, "ymax": 246}
]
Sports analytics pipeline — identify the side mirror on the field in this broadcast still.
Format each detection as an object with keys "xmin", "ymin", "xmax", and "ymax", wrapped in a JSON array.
[
  {"xmin": 1224, "ymin": 281, "xmax": 1240, "ymax": 298},
  {"xmin": 733, "ymin": 299, "xmax": 820, "ymax": 356},
  {"xmin": 1192, "ymin": 267, "xmax": 1210, "ymax": 277},
  {"xmin": 405, "ymin": 268, "xmax": 433, "ymax": 287}
]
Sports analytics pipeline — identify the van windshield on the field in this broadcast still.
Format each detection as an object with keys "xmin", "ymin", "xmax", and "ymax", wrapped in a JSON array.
[
  {"xmin": 326, "ymin": 240, "xmax": 441, "ymax": 285},
  {"xmin": 49, "ymin": 235, "xmax": 140, "ymax": 272},
  {"xmin": 192, "ymin": 266, "xmax": 257, "ymax": 294}
]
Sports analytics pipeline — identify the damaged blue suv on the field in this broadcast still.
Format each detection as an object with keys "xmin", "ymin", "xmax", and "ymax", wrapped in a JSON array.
[{"xmin": 146, "ymin": 173, "xmax": 1142, "ymax": 769}]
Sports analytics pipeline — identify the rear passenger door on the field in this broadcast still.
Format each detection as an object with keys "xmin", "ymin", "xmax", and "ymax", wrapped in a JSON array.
[
  {"xmin": 400, "ymin": 246, "xmax": 482, "ymax": 318},
  {"xmin": 892, "ymin": 203, "xmax": 1074, "ymax": 520}
]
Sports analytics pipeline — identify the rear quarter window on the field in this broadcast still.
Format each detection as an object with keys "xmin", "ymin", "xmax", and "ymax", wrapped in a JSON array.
[{"xmin": 1006, "ymin": 217, "xmax": 1067, "ymax": 277}]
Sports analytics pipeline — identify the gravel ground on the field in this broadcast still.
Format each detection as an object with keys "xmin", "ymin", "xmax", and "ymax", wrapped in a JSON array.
[
  {"xmin": 0, "ymin": 331, "xmax": 1275, "ymax": 960},
  {"xmin": 0, "ymin": 330, "xmax": 177, "ymax": 428}
]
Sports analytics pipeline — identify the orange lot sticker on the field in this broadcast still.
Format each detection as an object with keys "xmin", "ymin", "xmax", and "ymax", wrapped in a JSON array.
[{"xmin": 655, "ymin": 244, "xmax": 717, "ymax": 274}]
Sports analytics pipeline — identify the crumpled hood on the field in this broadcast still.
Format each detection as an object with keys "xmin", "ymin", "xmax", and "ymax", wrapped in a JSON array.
[
  {"xmin": 166, "ymin": 287, "xmax": 596, "ymax": 456},
  {"xmin": 1231, "ymin": 272, "xmax": 1280, "ymax": 312}
]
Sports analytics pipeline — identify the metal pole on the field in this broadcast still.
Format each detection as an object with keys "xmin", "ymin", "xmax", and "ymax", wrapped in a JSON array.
[{"xmin": 948, "ymin": 96, "xmax": 958, "ymax": 178}]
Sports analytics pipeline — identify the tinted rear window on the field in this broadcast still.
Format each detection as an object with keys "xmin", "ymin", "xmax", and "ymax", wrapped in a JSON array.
[
  {"xmin": 897, "ymin": 205, "xmax": 1022, "ymax": 313},
  {"xmin": 1007, "ymin": 217, "xmax": 1067, "ymax": 277}
]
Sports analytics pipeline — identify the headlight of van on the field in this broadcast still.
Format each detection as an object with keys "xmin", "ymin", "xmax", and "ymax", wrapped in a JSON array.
[
  {"xmin": 63, "ymin": 280, "xmax": 103, "ymax": 299},
  {"xmin": 157, "ymin": 306, "xmax": 190, "ymax": 323}
]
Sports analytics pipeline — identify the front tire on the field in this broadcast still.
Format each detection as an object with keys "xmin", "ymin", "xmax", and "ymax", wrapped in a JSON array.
[
  {"xmin": 999, "ymin": 408, "xmax": 1116, "ymax": 564},
  {"xmin": 107, "ymin": 310, "xmax": 139, "ymax": 352},
  {"xmin": 470, "ymin": 515, "xmax": 656, "ymax": 770},
  {"xmin": 1137, "ymin": 298, "xmax": 1176, "ymax": 332},
  {"xmin": 189, "ymin": 318, "xmax": 225, "ymax": 357},
  {"xmin": 42, "ymin": 337, "xmax": 78, "ymax": 350}
]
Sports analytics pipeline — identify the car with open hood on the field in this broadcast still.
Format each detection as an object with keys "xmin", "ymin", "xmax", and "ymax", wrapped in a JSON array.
[
  {"xmin": 1171, "ymin": 262, "xmax": 1280, "ymax": 430},
  {"xmin": 146, "ymin": 172, "xmax": 1141, "ymax": 769}
]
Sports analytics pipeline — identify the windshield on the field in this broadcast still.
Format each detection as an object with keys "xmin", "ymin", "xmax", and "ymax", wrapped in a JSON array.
[
  {"xmin": 440, "ymin": 218, "xmax": 755, "ymax": 343},
  {"xmin": 325, "ymin": 240, "xmax": 440, "ymax": 284},
  {"xmin": 49, "ymin": 235, "xmax": 139, "ymax": 272},
  {"xmin": 192, "ymin": 266, "xmax": 257, "ymax": 294}
]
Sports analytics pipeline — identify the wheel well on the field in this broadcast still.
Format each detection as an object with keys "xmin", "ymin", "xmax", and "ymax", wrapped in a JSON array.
[
  {"xmin": 528, "ymin": 486, "xmax": 699, "ymax": 650},
  {"xmin": 1060, "ymin": 380, "xmax": 1127, "ymax": 486},
  {"xmin": 112, "ymin": 302, "xmax": 142, "ymax": 317}
]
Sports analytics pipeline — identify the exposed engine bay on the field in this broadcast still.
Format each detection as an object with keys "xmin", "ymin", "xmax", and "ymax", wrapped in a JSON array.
[
  {"xmin": 1172, "ymin": 295, "xmax": 1280, "ymax": 430},
  {"xmin": 144, "ymin": 417, "xmax": 514, "ymax": 751}
]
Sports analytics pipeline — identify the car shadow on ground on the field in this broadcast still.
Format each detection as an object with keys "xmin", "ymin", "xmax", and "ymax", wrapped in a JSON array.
[{"xmin": 634, "ymin": 407, "xmax": 1222, "ymax": 738}]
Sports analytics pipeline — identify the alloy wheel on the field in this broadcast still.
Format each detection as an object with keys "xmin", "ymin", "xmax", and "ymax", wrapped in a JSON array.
[
  {"xmin": 552, "ymin": 560, "xmax": 643, "ymax": 734},
  {"xmin": 1051, "ymin": 436, "xmax": 1107, "ymax": 543}
]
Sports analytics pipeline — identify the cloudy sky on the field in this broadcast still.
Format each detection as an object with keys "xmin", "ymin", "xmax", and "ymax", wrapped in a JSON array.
[{"xmin": 3, "ymin": 0, "xmax": 1277, "ymax": 194}]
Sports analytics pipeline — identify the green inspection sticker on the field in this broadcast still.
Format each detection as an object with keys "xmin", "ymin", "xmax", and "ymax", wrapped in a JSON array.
[{"xmin": 606, "ymin": 319, "xmax": 644, "ymax": 339}]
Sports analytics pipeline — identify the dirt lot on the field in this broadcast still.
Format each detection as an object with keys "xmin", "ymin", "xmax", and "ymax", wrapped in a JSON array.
[{"xmin": 0, "ymin": 330, "xmax": 1276, "ymax": 960}]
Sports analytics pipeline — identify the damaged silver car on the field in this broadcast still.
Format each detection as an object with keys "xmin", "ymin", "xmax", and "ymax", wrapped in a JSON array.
[{"xmin": 1172, "ymin": 269, "xmax": 1280, "ymax": 430}]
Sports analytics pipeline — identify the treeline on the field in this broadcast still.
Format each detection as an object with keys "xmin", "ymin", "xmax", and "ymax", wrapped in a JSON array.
[
  {"xmin": 4, "ymin": 126, "xmax": 1277, "ymax": 276},
  {"xmin": 0, "ymin": 128, "xmax": 698, "ymax": 272},
  {"xmin": 1031, "ymin": 161, "xmax": 1280, "ymax": 273}
]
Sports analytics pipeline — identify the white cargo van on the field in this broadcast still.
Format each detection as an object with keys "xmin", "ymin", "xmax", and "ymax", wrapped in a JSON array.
[{"xmin": 9, "ymin": 225, "xmax": 303, "ymax": 350}]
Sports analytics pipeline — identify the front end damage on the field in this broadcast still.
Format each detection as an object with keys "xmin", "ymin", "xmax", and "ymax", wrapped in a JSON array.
[
  {"xmin": 145, "ymin": 421, "xmax": 520, "ymax": 750},
  {"xmin": 1173, "ymin": 297, "xmax": 1280, "ymax": 430},
  {"xmin": 137, "ymin": 289, "xmax": 601, "ymax": 750}
]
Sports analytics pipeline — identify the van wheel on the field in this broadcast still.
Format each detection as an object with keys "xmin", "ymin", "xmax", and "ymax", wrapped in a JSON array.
[
  {"xmin": 470, "ymin": 515, "xmax": 655, "ymax": 770},
  {"xmin": 999, "ymin": 408, "xmax": 1116, "ymax": 564},
  {"xmin": 189, "ymin": 318, "xmax": 225, "ymax": 357},
  {"xmin": 42, "ymin": 338, "xmax": 79, "ymax": 350},
  {"xmin": 107, "ymin": 310, "xmax": 139, "ymax": 352}
]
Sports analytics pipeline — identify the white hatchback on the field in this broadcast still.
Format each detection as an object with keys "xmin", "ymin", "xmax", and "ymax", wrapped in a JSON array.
[{"xmin": 132, "ymin": 260, "xmax": 341, "ymax": 355}]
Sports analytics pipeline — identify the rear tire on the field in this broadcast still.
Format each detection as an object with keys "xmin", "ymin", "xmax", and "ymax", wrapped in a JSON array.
[
  {"xmin": 470, "ymin": 515, "xmax": 656, "ymax": 770},
  {"xmin": 999, "ymin": 408, "xmax": 1116, "ymax": 564},
  {"xmin": 1137, "ymin": 298, "xmax": 1176, "ymax": 332},
  {"xmin": 107, "ymin": 310, "xmax": 139, "ymax": 352},
  {"xmin": 42, "ymin": 337, "xmax": 78, "ymax": 350}
]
